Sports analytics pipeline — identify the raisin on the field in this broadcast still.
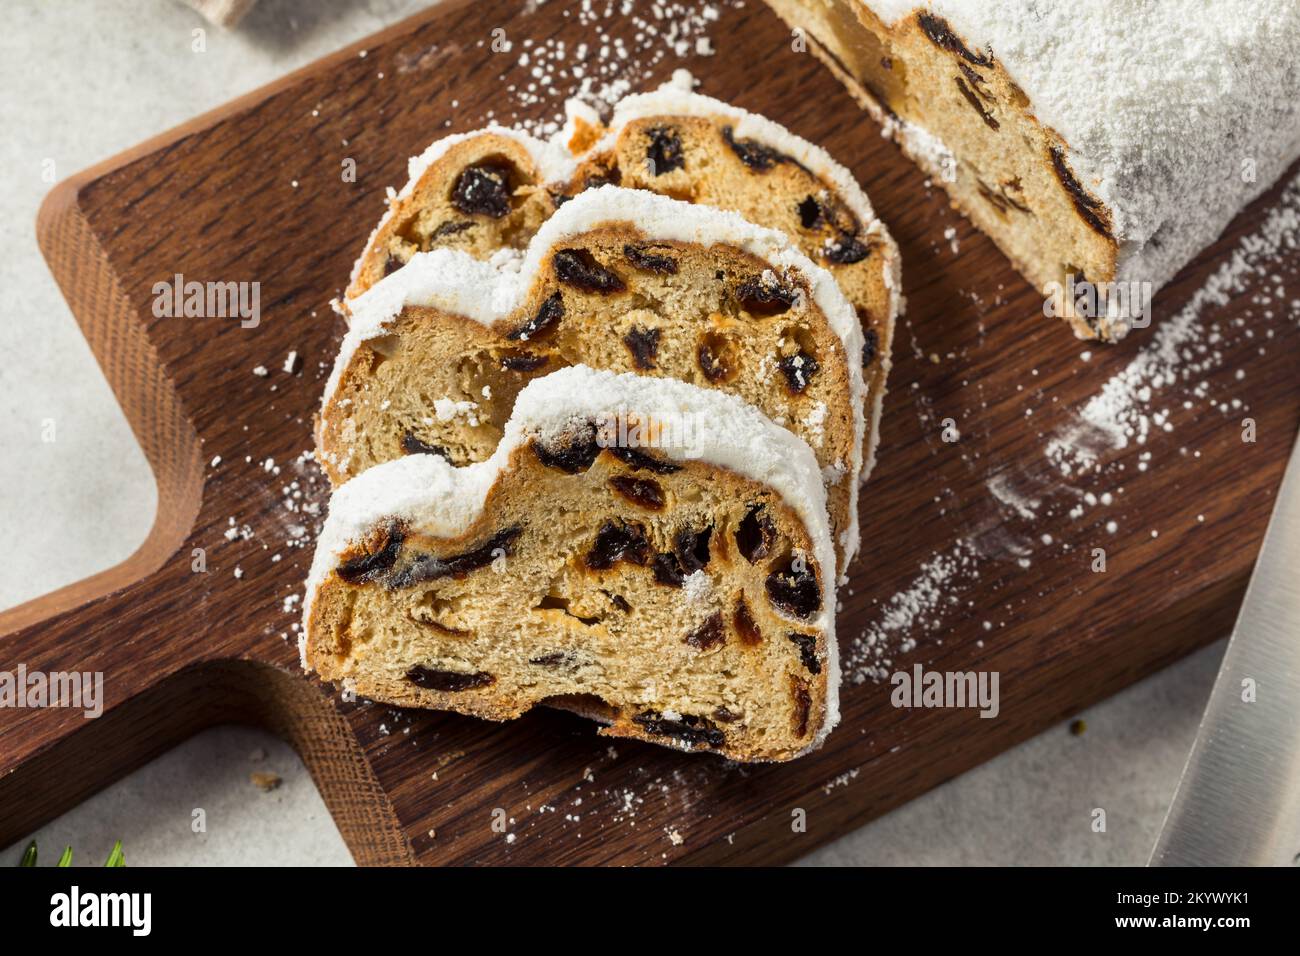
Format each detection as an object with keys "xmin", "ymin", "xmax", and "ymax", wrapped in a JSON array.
[
  {"xmin": 862, "ymin": 327, "xmax": 879, "ymax": 367},
  {"xmin": 500, "ymin": 350, "xmax": 549, "ymax": 372},
  {"xmin": 532, "ymin": 421, "xmax": 600, "ymax": 473},
  {"xmin": 389, "ymin": 526, "xmax": 523, "ymax": 588},
  {"xmin": 644, "ymin": 125, "xmax": 684, "ymax": 175},
  {"xmin": 712, "ymin": 706, "xmax": 740, "ymax": 723},
  {"xmin": 382, "ymin": 253, "xmax": 404, "ymax": 276},
  {"xmin": 507, "ymin": 290, "xmax": 564, "ymax": 341},
  {"xmin": 777, "ymin": 350, "xmax": 819, "ymax": 394},
  {"xmin": 736, "ymin": 275, "xmax": 797, "ymax": 316},
  {"xmin": 955, "ymin": 75, "xmax": 999, "ymax": 131},
  {"xmin": 917, "ymin": 11, "xmax": 992, "ymax": 67},
  {"xmin": 790, "ymin": 677, "xmax": 812, "ymax": 738},
  {"xmin": 406, "ymin": 666, "xmax": 496, "ymax": 692},
  {"xmin": 336, "ymin": 523, "xmax": 406, "ymax": 584},
  {"xmin": 623, "ymin": 325, "xmax": 661, "ymax": 370},
  {"xmin": 1050, "ymin": 146, "xmax": 1112, "ymax": 239},
  {"xmin": 605, "ymin": 445, "xmax": 682, "ymax": 474},
  {"xmin": 431, "ymin": 220, "xmax": 474, "ymax": 240},
  {"xmin": 825, "ymin": 234, "xmax": 870, "ymax": 265},
  {"xmin": 721, "ymin": 125, "xmax": 785, "ymax": 171},
  {"xmin": 532, "ymin": 422, "xmax": 601, "ymax": 473},
  {"xmin": 401, "ymin": 431, "xmax": 449, "ymax": 458},
  {"xmin": 685, "ymin": 612, "xmax": 725, "ymax": 651},
  {"xmin": 450, "ymin": 162, "xmax": 513, "ymax": 218},
  {"xmin": 733, "ymin": 596, "xmax": 762, "ymax": 647},
  {"xmin": 652, "ymin": 552, "xmax": 685, "ymax": 588},
  {"xmin": 584, "ymin": 521, "xmax": 650, "ymax": 570},
  {"xmin": 609, "ymin": 475, "xmax": 665, "ymax": 510},
  {"xmin": 606, "ymin": 591, "xmax": 632, "ymax": 613},
  {"xmin": 766, "ymin": 556, "xmax": 821, "ymax": 620},
  {"xmin": 632, "ymin": 711, "xmax": 725, "ymax": 748},
  {"xmin": 553, "ymin": 248, "xmax": 626, "ymax": 294},
  {"xmin": 697, "ymin": 336, "xmax": 734, "ymax": 383},
  {"xmin": 623, "ymin": 243, "xmax": 679, "ymax": 275},
  {"xmin": 797, "ymin": 195, "xmax": 822, "ymax": 229},
  {"xmin": 675, "ymin": 525, "xmax": 712, "ymax": 573},
  {"xmin": 788, "ymin": 633, "xmax": 821, "ymax": 674},
  {"xmin": 735, "ymin": 505, "xmax": 775, "ymax": 563}
]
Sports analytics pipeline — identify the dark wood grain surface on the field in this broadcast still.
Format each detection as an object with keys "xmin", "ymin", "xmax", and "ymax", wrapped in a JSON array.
[{"xmin": 4, "ymin": 0, "xmax": 1297, "ymax": 865}]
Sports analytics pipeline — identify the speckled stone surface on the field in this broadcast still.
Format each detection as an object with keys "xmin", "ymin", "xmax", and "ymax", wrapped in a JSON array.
[{"xmin": 0, "ymin": 0, "xmax": 1221, "ymax": 867}]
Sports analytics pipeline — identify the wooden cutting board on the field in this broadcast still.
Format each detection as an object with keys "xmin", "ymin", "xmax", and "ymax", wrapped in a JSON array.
[{"xmin": 5, "ymin": 0, "xmax": 1298, "ymax": 865}]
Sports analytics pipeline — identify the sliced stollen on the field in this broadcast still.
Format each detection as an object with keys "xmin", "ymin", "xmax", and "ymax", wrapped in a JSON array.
[
  {"xmin": 303, "ymin": 366, "xmax": 840, "ymax": 763},
  {"xmin": 762, "ymin": 0, "xmax": 1300, "ymax": 341},
  {"xmin": 343, "ymin": 71, "xmax": 899, "ymax": 477},
  {"xmin": 318, "ymin": 186, "xmax": 868, "ymax": 572}
]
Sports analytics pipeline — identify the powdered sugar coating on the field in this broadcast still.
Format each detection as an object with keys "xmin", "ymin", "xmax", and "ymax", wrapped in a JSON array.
[
  {"xmin": 862, "ymin": 0, "xmax": 1300, "ymax": 293},
  {"xmin": 304, "ymin": 365, "xmax": 841, "ymax": 749},
  {"xmin": 324, "ymin": 185, "xmax": 868, "ymax": 564}
]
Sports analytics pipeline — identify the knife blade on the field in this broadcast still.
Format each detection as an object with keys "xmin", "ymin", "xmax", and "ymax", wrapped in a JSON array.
[{"xmin": 1150, "ymin": 433, "xmax": 1300, "ymax": 866}]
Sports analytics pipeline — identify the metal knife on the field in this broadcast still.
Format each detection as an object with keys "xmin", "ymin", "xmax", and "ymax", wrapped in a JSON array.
[{"xmin": 1150, "ymin": 433, "xmax": 1300, "ymax": 866}]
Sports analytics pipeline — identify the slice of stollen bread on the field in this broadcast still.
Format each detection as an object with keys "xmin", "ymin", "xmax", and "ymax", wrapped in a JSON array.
[
  {"xmin": 304, "ymin": 365, "xmax": 840, "ymax": 763},
  {"xmin": 343, "ymin": 71, "xmax": 899, "ymax": 480},
  {"xmin": 318, "ymin": 186, "xmax": 868, "ymax": 573}
]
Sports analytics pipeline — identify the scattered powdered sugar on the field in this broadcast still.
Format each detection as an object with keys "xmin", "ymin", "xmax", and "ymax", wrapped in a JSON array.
[
  {"xmin": 681, "ymin": 569, "xmax": 712, "ymax": 604},
  {"xmin": 845, "ymin": 539, "xmax": 979, "ymax": 684},
  {"xmin": 1048, "ymin": 171, "xmax": 1300, "ymax": 478}
]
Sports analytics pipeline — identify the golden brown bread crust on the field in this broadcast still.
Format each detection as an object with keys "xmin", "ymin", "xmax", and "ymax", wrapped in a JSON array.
[
  {"xmin": 318, "ymin": 223, "xmax": 860, "ymax": 571},
  {"xmin": 305, "ymin": 440, "xmax": 832, "ymax": 763},
  {"xmin": 764, "ymin": 0, "xmax": 1123, "ymax": 340}
]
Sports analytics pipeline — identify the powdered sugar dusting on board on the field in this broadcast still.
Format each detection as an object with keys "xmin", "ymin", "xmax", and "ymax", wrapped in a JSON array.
[
  {"xmin": 502, "ymin": 0, "xmax": 737, "ymax": 134},
  {"xmin": 1047, "ymin": 172, "xmax": 1300, "ymax": 479}
]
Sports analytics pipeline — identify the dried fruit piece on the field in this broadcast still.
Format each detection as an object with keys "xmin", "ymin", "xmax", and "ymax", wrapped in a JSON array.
[
  {"xmin": 553, "ymin": 248, "xmax": 626, "ymax": 294},
  {"xmin": 861, "ymin": 327, "xmax": 879, "ymax": 368},
  {"xmin": 584, "ymin": 520, "xmax": 651, "ymax": 570},
  {"xmin": 406, "ymin": 666, "xmax": 496, "ymax": 692},
  {"xmin": 652, "ymin": 552, "xmax": 686, "ymax": 588},
  {"xmin": 736, "ymin": 275, "xmax": 797, "ymax": 316},
  {"xmin": 712, "ymin": 706, "xmax": 740, "ymax": 723},
  {"xmin": 605, "ymin": 445, "xmax": 682, "ymax": 474},
  {"xmin": 623, "ymin": 243, "xmax": 679, "ymax": 275},
  {"xmin": 733, "ymin": 596, "xmax": 762, "ymax": 647},
  {"xmin": 622, "ymin": 326, "xmax": 661, "ymax": 370},
  {"xmin": 824, "ymin": 234, "xmax": 870, "ymax": 265},
  {"xmin": 389, "ymin": 526, "xmax": 522, "ymax": 588},
  {"xmin": 337, "ymin": 523, "xmax": 406, "ymax": 584},
  {"xmin": 955, "ymin": 74, "xmax": 999, "ymax": 131},
  {"xmin": 507, "ymin": 290, "xmax": 564, "ymax": 341},
  {"xmin": 777, "ymin": 350, "xmax": 820, "ymax": 394},
  {"xmin": 721, "ymin": 125, "xmax": 787, "ymax": 171},
  {"xmin": 450, "ymin": 162, "xmax": 513, "ymax": 218},
  {"xmin": 644, "ymin": 125, "xmax": 684, "ymax": 175},
  {"xmin": 674, "ymin": 525, "xmax": 712, "ymax": 573},
  {"xmin": 401, "ymin": 431, "xmax": 449, "ymax": 458},
  {"xmin": 383, "ymin": 254, "xmax": 404, "ymax": 277},
  {"xmin": 735, "ymin": 505, "xmax": 775, "ymax": 564},
  {"xmin": 1050, "ymin": 146, "xmax": 1112, "ymax": 239},
  {"xmin": 609, "ymin": 475, "xmax": 665, "ymax": 510},
  {"xmin": 532, "ymin": 422, "xmax": 600, "ymax": 473},
  {"xmin": 917, "ymin": 11, "xmax": 992, "ymax": 67},
  {"xmin": 632, "ymin": 711, "xmax": 725, "ymax": 748},
  {"xmin": 765, "ymin": 556, "xmax": 821, "ymax": 620},
  {"xmin": 797, "ymin": 195, "xmax": 822, "ymax": 229},
  {"xmin": 499, "ymin": 350, "xmax": 549, "ymax": 372},
  {"xmin": 685, "ymin": 612, "xmax": 725, "ymax": 650},
  {"xmin": 697, "ymin": 330, "xmax": 738, "ymax": 383},
  {"xmin": 787, "ymin": 633, "xmax": 821, "ymax": 674}
]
